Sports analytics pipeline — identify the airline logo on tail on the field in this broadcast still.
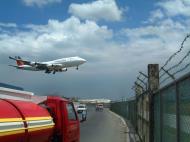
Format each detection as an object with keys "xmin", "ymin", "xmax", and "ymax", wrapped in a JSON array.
[
  {"xmin": 16, "ymin": 60, "xmax": 24, "ymax": 66},
  {"xmin": 9, "ymin": 56, "xmax": 25, "ymax": 66}
]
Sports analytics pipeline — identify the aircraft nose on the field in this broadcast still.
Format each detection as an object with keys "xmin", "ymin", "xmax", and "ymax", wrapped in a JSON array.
[
  {"xmin": 80, "ymin": 58, "xmax": 86, "ymax": 63},
  {"xmin": 82, "ymin": 59, "xmax": 87, "ymax": 63},
  {"xmin": 78, "ymin": 57, "xmax": 87, "ymax": 64}
]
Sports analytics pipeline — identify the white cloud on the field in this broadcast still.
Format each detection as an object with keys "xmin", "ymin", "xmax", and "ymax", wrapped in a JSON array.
[
  {"xmin": 137, "ymin": 0, "xmax": 190, "ymax": 73},
  {"xmin": 0, "ymin": 22, "xmax": 17, "ymax": 28},
  {"xmin": 1, "ymin": 0, "xmax": 190, "ymax": 98},
  {"xmin": 147, "ymin": 9, "xmax": 165, "ymax": 23},
  {"xmin": 121, "ymin": 18, "xmax": 190, "ymax": 75},
  {"xmin": 68, "ymin": 0, "xmax": 123, "ymax": 21},
  {"xmin": 0, "ymin": 17, "xmax": 115, "ymax": 66},
  {"xmin": 22, "ymin": 0, "xmax": 62, "ymax": 7},
  {"xmin": 1, "ymin": 0, "xmax": 190, "ymax": 77},
  {"xmin": 0, "ymin": 16, "xmax": 189, "ymax": 76},
  {"xmin": 158, "ymin": 0, "xmax": 190, "ymax": 17}
]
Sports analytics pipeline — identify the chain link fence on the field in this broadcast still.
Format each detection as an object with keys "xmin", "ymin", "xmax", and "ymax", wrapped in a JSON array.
[
  {"xmin": 110, "ymin": 34, "xmax": 190, "ymax": 142},
  {"xmin": 153, "ymin": 73, "xmax": 190, "ymax": 142},
  {"xmin": 110, "ymin": 72, "xmax": 190, "ymax": 142}
]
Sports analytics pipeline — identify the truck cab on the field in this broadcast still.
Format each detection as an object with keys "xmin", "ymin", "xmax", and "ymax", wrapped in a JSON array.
[{"xmin": 45, "ymin": 96, "xmax": 80, "ymax": 142}]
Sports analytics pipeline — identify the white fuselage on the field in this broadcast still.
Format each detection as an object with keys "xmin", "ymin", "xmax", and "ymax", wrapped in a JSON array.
[
  {"xmin": 19, "ymin": 56, "xmax": 86, "ymax": 72},
  {"xmin": 44, "ymin": 57, "xmax": 86, "ymax": 68}
]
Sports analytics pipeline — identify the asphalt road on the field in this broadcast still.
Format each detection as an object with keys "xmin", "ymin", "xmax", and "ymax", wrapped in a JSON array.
[{"xmin": 80, "ymin": 106, "xmax": 127, "ymax": 142}]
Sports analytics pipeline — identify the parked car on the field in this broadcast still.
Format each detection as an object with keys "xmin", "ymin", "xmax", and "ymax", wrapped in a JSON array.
[
  {"xmin": 77, "ymin": 104, "xmax": 87, "ymax": 121},
  {"xmin": 96, "ymin": 103, "xmax": 104, "ymax": 111}
]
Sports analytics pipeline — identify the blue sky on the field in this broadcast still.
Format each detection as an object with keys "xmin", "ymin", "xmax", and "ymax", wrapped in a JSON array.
[
  {"xmin": 0, "ymin": 0, "xmax": 154, "ymax": 28},
  {"xmin": 0, "ymin": 0, "xmax": 190, "ymax": 100}
]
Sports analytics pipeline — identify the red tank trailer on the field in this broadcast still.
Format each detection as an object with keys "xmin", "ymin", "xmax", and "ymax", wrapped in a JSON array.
[{"xmin": 0, "ymin": 96, "xmax": 80, "ymax": 142}]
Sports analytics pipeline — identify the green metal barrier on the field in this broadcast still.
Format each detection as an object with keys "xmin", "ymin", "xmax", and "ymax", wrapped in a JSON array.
[
  {"xmin": 153, "ymin": 74, "xmax": 190, "ymax": 142},
  {"xmin": 110, "ymin": 100, "xmax": 136, "ymax": 131},
  {"xmin": 110, "ymin": 73, "xmax": 190, "ymax": 142}
]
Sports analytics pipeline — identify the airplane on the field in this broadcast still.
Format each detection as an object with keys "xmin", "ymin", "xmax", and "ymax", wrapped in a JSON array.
[{"xmin": 9, "ymin": 56, "xmax": 87, "ymax": 74}]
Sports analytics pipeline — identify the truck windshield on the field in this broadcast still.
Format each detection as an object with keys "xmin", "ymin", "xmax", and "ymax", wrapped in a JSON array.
[{"xmin": 67, "ymin": 103, "xmax": 77, "ymax": 120}]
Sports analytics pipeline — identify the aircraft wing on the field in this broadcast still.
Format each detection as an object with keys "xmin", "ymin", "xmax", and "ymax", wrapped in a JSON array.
[
  {"xmin": 47, "ymin": 64, "xmax": 63, "ymax": 70},
  {"xmin": 33, "ymin": 62, "xmax": 49, "ymax": 70},
  {"xmin": 34, "ymin": 63, "xmax": 63, "ymax": 70}
]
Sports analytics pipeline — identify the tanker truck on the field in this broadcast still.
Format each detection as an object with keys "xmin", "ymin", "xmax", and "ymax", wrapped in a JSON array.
[{"xmin": 0, "ymin": 87, "xmax": 80, "ymax": 142}]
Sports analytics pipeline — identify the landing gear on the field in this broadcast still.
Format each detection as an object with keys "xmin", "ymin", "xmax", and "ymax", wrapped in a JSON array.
[
  {"xmin": 45, "ymin": 69, "xmax": 51, "ymax": 74},
  {"xmin": 76, "ymin": 66, "xmax": 79, "ymax": 70},
  {"xmin": 53, "ymin": 71, "xmax": 56, "ymax": 74}
]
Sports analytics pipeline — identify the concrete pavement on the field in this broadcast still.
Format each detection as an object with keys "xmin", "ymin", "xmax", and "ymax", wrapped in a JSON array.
[{"xmin": 80, "ymin": 107, "xmax": 127, "ymax": 142}]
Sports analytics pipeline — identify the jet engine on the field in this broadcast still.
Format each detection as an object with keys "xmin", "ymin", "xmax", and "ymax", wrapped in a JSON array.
[{"xmin": 58, "ymin": 68, "xmax": 67, "ymax": 72}]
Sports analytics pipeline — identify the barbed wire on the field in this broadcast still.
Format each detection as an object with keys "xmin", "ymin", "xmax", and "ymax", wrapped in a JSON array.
[
  {"xmin": 160, "ymin": 34, "xmax": 190, "ymax": 72},
  {"xmin": 135, "ymin": 74, "xmax": 148, "ymax": 91},
  {"xmin": 160, "ymin": 49, "xmax": 190, "ymax": 79},
  {"xmin": 160, "ymin": 34, "xmax": 190, "ymax": 79},
  {"xmin": 160, "ymin": 61, "xmax": 190, "ymax": 85},
  {"xmin": 134, "ymin": 34, "xmax": 190, "ymax": 91},
  {"xmin": 159, "ymin": 76, "xmax": 170, "ymax": 85},
  {"xmin": 168, "ymin": 49, "xmax": 190, "ymax": 71},
  {"xmin": 173, "ymin": 62, "xmax": 190, "ymax": 76}
]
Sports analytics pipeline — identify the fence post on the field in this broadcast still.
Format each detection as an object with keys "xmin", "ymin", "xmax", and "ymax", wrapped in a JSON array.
[
  {"xmin": 148, "ymin": 64, "xmax": 159, "ymax": 142},
  {"xmin": 135, "ymin": 83, "xmax": 144, "ymax": 141}
]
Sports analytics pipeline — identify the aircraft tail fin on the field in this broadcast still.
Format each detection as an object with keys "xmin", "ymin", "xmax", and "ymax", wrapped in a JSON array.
[
  {"xmin": 16, "ymin": 60, "xmax": 24, "ymax": 66},
  {"xmin": 9, "ymin": 56, "xmax": 24, "ymax": 66}
]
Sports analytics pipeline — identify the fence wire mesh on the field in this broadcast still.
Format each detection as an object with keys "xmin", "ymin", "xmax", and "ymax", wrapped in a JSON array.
[
  {"xmin": 153, "ymin": 94, "xmax": 160, "ymax": 142},
  {"xmin": 179, "ymin": 78, "xmax": 190, "ymax": 142},
  {"xmin": 162, "ymin": 86, "xmax": 177, "ymax": 142},
  {"xmin": 111, "ymin": 73, "xmax": 190, "ymax": 142}
]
